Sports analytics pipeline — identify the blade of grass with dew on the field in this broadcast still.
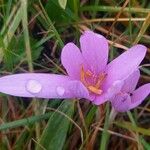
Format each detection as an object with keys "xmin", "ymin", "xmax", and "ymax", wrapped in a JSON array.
[{"xmin": 36, "ymin": 101, "xmax": 75, "ymax": 150}]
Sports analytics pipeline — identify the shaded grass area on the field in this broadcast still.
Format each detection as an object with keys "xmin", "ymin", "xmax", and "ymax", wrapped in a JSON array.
[{"xmin": 0, "ymin": 0, "xmax": 150, "ymax": 149}]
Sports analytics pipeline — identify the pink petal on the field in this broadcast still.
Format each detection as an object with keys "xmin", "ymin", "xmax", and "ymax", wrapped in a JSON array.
[
  {"xmin": 0, "ymin": 73, "xmax": 89, "ymax": 99},
  {"xmin": 122, "ymin": 70, "xmax": 140, "ymax": 93},
  {"xmin": 61, "ymin": 43, "xmax": 84, "ymax": 79},
  {"xmin": 130, "ymin": 83, "xmax": 150, "ymax": 109},
  {"xmin": 80, "ymin": 31, "xmax": 108, "ymax": 74},
  {"xmin": 104, "ymin": 44, "xmax": 147, "ymax": 90},
  {"xmin": 93, "ymin": 80, "xmax": 124, "ymax": 105},
  {"xmin": 92, "ymin": 94, "xmax": 107, "ymax": 105},
  {"xmin": 111, "ymin": 93, "xmax": 131, "ymax": 112}
]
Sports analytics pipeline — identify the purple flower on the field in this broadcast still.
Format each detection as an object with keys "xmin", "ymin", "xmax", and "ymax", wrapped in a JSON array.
[
  {"xmin": 0, "ymin": 31, "xmax": 147, "ymax": 104},
  {"xmin": 110, "ymin": 70, "xmax": 150, "ymax": 112}
]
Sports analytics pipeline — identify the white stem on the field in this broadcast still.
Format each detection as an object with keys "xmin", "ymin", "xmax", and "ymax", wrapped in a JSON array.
[{"xmin": 108, "ymin": 107, "xmax": 118, "ymax": 125}]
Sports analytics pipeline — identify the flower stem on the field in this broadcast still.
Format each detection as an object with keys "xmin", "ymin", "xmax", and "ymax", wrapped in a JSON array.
[
  {"xmin": 100, "ymin": 105, "xmax": 118, "ymax": 150},
  {"xmin": 108, "ymin": 107, "xmax": 118, "ymax": 126}
]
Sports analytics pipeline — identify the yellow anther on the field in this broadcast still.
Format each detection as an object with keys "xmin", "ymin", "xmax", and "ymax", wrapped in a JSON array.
[
  {"xmin": 80, "ymin": 66, "xmax": 87, "ymax": 86},
  {"xmin": 85, "ymin": 70, "xmax": 93, "ymax": 77},
  {"xmin": 95, "ymin": 73, "xmax": 107, "ymax": 88},
  {"xmin": 80, "ymin": 66, "xmax": 85, "ymax": 82},
  {"xmin": 80, "ymin": 65, "xmax": 106, "ymax": 95},
  {"xmin": 88, "ymin": 86, "xmax": 103, "ymax": 95}
]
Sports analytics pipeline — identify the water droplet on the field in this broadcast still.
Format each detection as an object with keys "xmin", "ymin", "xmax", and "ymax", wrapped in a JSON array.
[
  {"xmin": 26, "ymin": 80, "xmax": 42, "ymax": 94},
  {"xmin": 56, "ymin": 86, "xmax": 65, "ymax": 96}
]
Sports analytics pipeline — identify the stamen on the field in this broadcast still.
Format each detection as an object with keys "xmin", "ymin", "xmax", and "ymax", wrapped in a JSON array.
[
  {"xmin": 95, "ymin": 73, "xmax": 107, "ymax": 88},
  {"xmin": 80, "ymin": 66, "xmax": 88, "ymax": 86},
  {"xmin": 80, "ymin": 65, "xmax": 106, "ymax": 95},
  {"xmin": 85, "ymin": 70, "xmax": 92, "ymax": 77},
  {"xmin": 80, "ymin": 66, "xmax": 85, "ymax": 82},
  {"xmin": 88, "ymin": 86, "xmax": 103, "ymax": 95}
]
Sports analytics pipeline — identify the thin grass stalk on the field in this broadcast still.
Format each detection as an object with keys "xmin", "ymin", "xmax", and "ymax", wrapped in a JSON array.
[{"xmin": 21, "ymin": 0, "xmax": 41, "ymax": 141}]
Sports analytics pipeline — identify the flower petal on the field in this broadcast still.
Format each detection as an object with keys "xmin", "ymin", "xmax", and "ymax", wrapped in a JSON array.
[
  {"xmin": 61, "ymin": 43, "xmax": 83, "ymax": 79},
  {"xmin": 122, "ymin": 70, "xmax": 140, "ymax": 93},
  {"xmin": 80, "ymin": 31, "xmax": 108, "ymax": 74},
  {"xmin": 111, "ymin": 93, "xmax": 131, "ymax": 112},
  {"xmin": 104, "ymin": 44, "xmax": 147, "ymax": 90},
  {"xmin": 92, "ymin": 94, "xmax": 107, "ymax": 105},
  {"xmin": 0, "ymin": 73, "xmax": 89, "ymax": 99},
  {"xmin": 93, "ymin": 80, "xmax": 124, "ymax": 105},
  {"xmin": 129, "ymin": 83, "xmax": 150, "ymax": 109}
]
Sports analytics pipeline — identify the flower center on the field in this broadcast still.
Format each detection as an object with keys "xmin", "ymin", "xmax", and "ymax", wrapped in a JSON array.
[{"xmin": 80, "ymin": 66, "xmax": 107, "ymax": 95}]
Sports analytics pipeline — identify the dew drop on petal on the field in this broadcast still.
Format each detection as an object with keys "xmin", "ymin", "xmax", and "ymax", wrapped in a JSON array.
[
  {"xmin": 26, "ymin": 80, "xmax": 42, "ymax": 94},
  {"xmin": 56, "ymin": 86, "xmax": 65, "ymax": 96}
]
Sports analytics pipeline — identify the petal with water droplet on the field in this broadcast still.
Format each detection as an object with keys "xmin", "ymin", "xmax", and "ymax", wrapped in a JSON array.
[
  {"xmin": 0, "ymin": 73, "xmax": 89, "ymax": 99},
  {"xmin": 26, "ymin": 80, "xmax": 42, "ymax": 94},
  {"xmin": 56, "ymin": 86, "xmax": 65, "ymax": 96}
]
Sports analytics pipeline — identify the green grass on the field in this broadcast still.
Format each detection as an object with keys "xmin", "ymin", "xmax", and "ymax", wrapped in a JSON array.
[{"xmin": 0, "ymin": 0, "xmax": 150, "ymax": 149}]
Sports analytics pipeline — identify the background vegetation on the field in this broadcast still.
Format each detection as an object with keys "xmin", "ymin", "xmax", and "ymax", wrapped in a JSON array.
[{"xmin": 0, "ymin": 0, "xmax": 150, "ymax": 149}]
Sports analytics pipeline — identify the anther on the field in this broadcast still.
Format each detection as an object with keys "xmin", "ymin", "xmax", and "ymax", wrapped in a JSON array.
[
  {"xmin": 95, "ymin": 73, "xmax": 107, "ymax": 88},
  {"xmin": 88, "ymin": 86, "xmax": 103, "ymax": 95}
]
